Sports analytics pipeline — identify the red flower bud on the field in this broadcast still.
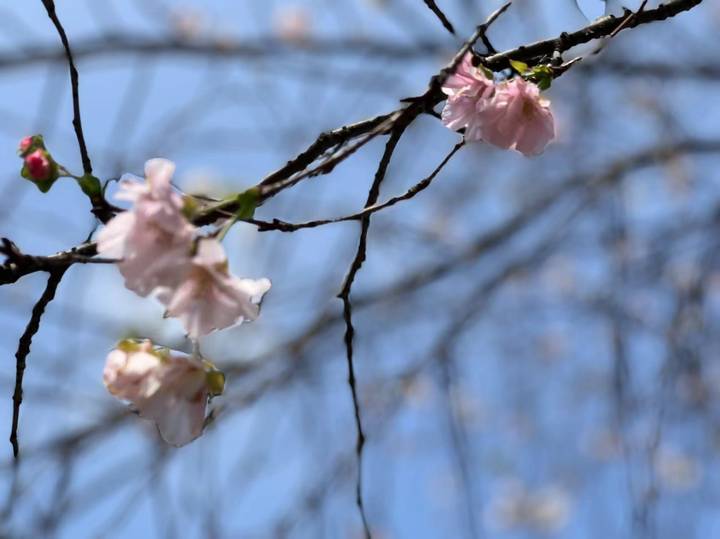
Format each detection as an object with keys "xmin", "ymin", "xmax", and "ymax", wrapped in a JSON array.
[{"xmin": 24, "ymin": 149, "xmax": 52, "ymax": 181}]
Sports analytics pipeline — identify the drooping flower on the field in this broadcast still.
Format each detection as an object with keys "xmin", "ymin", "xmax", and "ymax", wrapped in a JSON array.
[
  {"xmin": 160, "ymin": 238, "xmax": 271, "ymax": 339},
  {"xmin": 97, "ymin": 158, "xmax": 196, "ymax": 296},
  {"xmin": 475, "ymin": 77, "xmax": 555, "ymax": 156},
  {"xmin": 440, "ymin": 53, "xmax": 555, "ymax": 156},
  {"xmin": 104, "ymin": 339, "xmax": 225, "ymax": 446}
]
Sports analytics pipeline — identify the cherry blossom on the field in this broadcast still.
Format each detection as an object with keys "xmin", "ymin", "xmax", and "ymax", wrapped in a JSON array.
[
  {"xmin": 442, "ymin": 52, "xmax": 494, "ymax": 96},
  {"xmin": 475, "ymin": 77, "xmax": 555, "ymax": 156},
  {"xmin": 441, "ymin": 53, "xmax": 555, "ymax": 156},
  {"xmin": 104, "ymin": 339, "xmax": 225, "ymax": 446},
  {"xmin": 160, "ymin": 238, "xmax": 271, "ymax": 339},
  {"xmin": 441, "ymin": 52, "xmax": 495, "ymax": 142},
  {"xmin": 97, "ymin": 158, "xmax": 195, "ymax": 296}
]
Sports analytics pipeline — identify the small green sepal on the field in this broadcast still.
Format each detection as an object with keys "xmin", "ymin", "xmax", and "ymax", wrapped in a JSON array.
[
  {"xmin": 232, "ymin": 187, "xmax": 260, "ymax": 220},
  {"xmin": 77, "ymin": 173, "xmax": 102, "ymax": 199}
]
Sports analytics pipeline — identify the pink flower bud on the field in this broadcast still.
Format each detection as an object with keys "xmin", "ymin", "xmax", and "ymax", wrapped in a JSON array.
[
  {"xmin": 24, "ymin": 149, "xmax": 52, "ymax": 181},
  {"xmin": 18, "ymin": 136, "xmax": 33, "ymax": 155}
]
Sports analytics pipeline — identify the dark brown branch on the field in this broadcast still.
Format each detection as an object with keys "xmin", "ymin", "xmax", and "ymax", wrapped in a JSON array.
[
  {"xmin": 0, "ymin": 240, "xmax": 98, "ymax": 286},
  {"xmin": 336, "ymin": 114, "xmax": 414, "ymax": 539},
  {"xmin": 10, "ymin": 267, "xmax": 67, "ymax": 458},
  {"xmin": 482, "ymin": 0, "xmax": 703, "ymax": 71},
  {"xmin": 40, "ymin": 0, "xmax": 93, "ymax": 175},
  {"xmin": 422, "ymin": 0, "xmax": 456, "ymax": 35},
  {"xmin": 192, "ymin": 113, "xmax": 398, "ymax": 225},
  {"xmin": 253, "ymin": 140, "xmax": 465, "ymax": 232}
]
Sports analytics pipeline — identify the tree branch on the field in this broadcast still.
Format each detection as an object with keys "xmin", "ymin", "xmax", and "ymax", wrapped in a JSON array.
[
  {"xmin": 482, "ymin": 0, "xmax": 703, "ymax": 71},
  {"xmin": 335, "ymin": 118, "xmax": 410, "ymax": 539},
  {"xmin": 422, "ymin": 0, "xmax": 456, "ymax": 35},
  {"xmin": 252, "ymin": 140, "xmax": 465, "ymax": 232},
  {"xmin": 10, "ymin": 267, "xmax": 67, "ymax": 458},
  {"xmin": 40, "ymin": 0, "xmax": 93, "ymax": 175}
]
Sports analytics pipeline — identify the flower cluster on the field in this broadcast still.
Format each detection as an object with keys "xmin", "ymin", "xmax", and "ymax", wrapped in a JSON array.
[
  {"xmin": 104, "ymin": 339, "xmax": 224, "ymax": 446},
  {"xmin": 441, "ymin": 53, "xmax": 555, "ymax": 156},
  {"xmin": 94, "ymin": 159, "xmax": 271, "ymax": 446},
  {"xmin": 97, "ymin": 158, "xmax": 271, "ymax": 339}
]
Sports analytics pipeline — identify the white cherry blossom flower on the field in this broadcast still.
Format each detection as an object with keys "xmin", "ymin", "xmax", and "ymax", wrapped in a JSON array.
[
  {"xmin": 97, "ymin": 158, "xmax": 195, "ymax": 296},
  {"xmin": 103, "ymin": 340, "xmax": 225, "ymax": 446},
  {"xmin": 161, "ymin": 238, "xmax": 271, "ymax": 339}
]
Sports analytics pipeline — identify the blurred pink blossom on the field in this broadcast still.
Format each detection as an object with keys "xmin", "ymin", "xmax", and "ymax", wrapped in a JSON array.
[
  {"xmin": 273, "ymin": 6, "xmax": 312, "ymax": 42},
  {"xmin": 161, "ymin": 238, "xmax": 271, "ymax": 339}
]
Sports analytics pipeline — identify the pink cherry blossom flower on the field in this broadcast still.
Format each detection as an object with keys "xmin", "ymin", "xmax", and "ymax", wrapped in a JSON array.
[
  {"xmin": 476, "ymin": 77, "xmax": 555, "ymax": 156},
  {"xmin": 160, "ymin": 238, "xmax": 271, "ymax": 339},
  {"xmin": 97, "ymin": 158, "xmax": 196, "ymax": 296},
  {"xmin": 442, "ymin": 52, "xmax": 493, "ymax": 97},
  {"xmin": 441, "ymin": 53, "xmax": 496, "ymax": 142},
  {"xmin": 104, "ymin": 340, "xmax": 224, "ymax": 446},
  {"xmin": 441, "ymin": 53, "xmax": 555, "ymax": 156},
  {"xmin": 24, "ymin": 149, "xmax": 52, "ymax": 181}
]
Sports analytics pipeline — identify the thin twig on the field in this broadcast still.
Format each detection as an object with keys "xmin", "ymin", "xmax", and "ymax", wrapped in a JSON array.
[
  {"xmin": 592, "ymin": 0, "xmax": 649, "ymax": 56},
  {"xmin": 10, "ymin": 267, "xmax": 67, "ymax": 458},
  {"xmin": 336, "ymin": 118, "xmax": 412, "ymax": 539},
  {"xmin": 422, "ymin": 0, "xmax": 456, "ymax": 35},
  {"xmin": 0, "ymin": 239, "xmax": 98, "ymax": 286},
  {"xmin": 253, "ymin": 140, "xmax": 465, "ymax": 232},
  {"xmin": 482, "ymin": 0, "xmax": 702, "ymax": 71},
  {"xmin": 40, "ymin": 0, "xmax": 93, "ymax": 175}
]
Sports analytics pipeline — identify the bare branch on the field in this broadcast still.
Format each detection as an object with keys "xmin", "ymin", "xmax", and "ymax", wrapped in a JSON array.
[
  {"xmin": 421, "ymin": 0, "xmax": 456, "ymax": 35},
  {"xmin": 253, "ymin": 140, "xmax": 465, "ymax": 232},
  {"xmin": 483, "ymin": 0, "xmax": 703, "ymax": 71},
  {"xmin": 39, "ymin": 0, "xmax": 93, "ymax": 175},
  {"xmin": 10, "ymin": 267, "xmax": 67, "ymax": 458}
]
